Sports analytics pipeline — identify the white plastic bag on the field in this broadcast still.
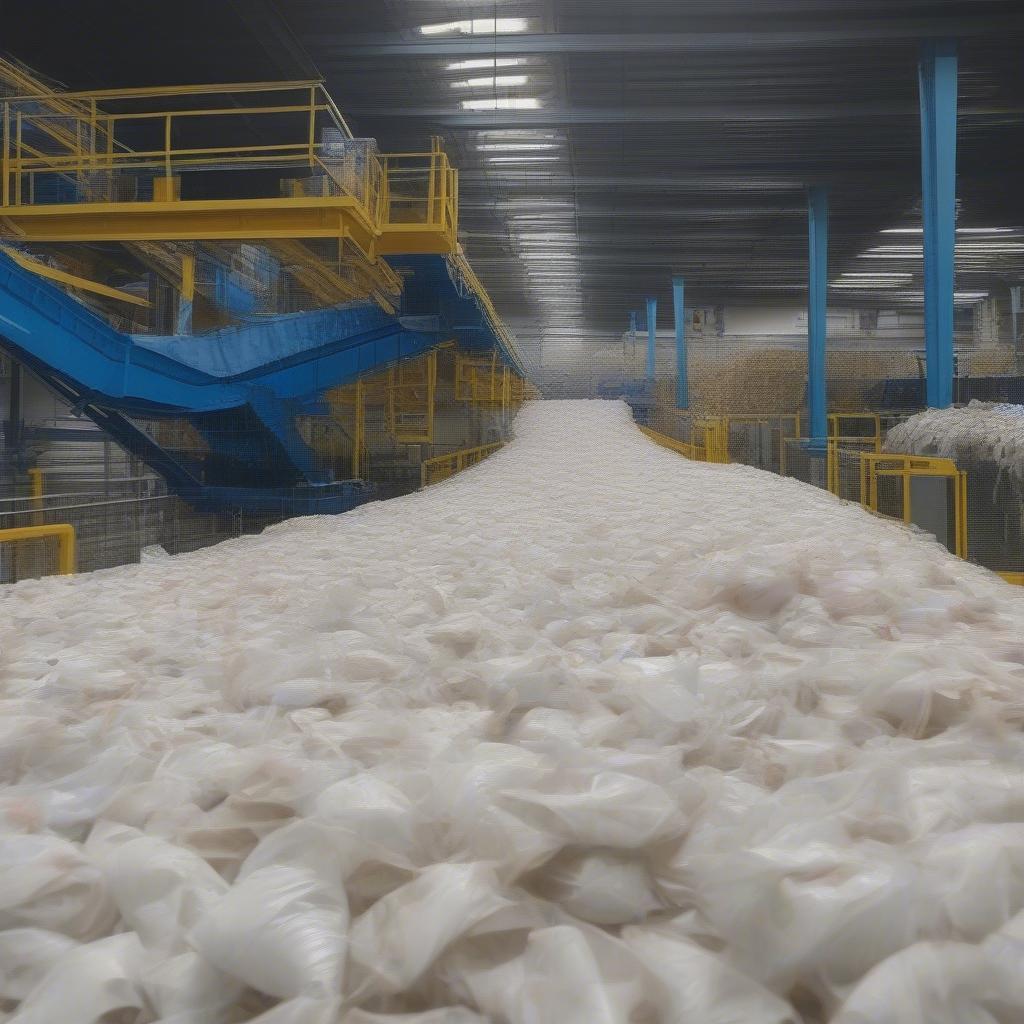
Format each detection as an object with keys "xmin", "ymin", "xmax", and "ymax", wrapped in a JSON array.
[
  {"xmin": 832, "ymin": 940, "xmax": 1024, "ymax": 1024},
  {"xmin": 189, "ymin": 865, "xmax": 348, "ymax": 1000},
  {"xmin": 622, "ymin": 924, "xmax": 798, "ymax": 1024},
  {"xmin": 86, "ymin": 823, "xmax": 228, "ymax": 950},
  {"xmin": 348, "ymin": 862, "xmax": 511, "ymax": 999},
  {"xmin": 0, "ymin": 832, "xmax": 116, "ymax": 940},
  {"xmin": 7, "ymin": 932, "xmax": 144, "ymax": 1024},
  {"xmin": 0, "ymin": 928, "xmax": 78, "ymax": 1003}
]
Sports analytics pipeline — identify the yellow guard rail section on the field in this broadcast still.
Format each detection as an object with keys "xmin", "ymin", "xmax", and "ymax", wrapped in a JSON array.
[
  {"xmin": 0, "ymin": 523, "xmax": 77, "ymax": 575},
  {"xmin": 421, "ymin": 442, "xmax": 504, "ymax": 488}
]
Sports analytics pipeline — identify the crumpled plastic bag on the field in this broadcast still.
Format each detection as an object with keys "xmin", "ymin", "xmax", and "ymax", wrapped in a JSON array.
[
  {"xmin": 7, "ymin": 932, "xmax": 144, "ymax": 1024},
  {"xmin": 516, "ymin": 924, "xmax": 666, "ymax": 1024},
  {"xmin": 527, "ymin": 848, "xmax": 663, "ymax": 924},
  {"xmin": 832, "ymin": 939, "xmax": 1024, "ymax": 1024},
  {"xmin": 140, "ymin": 949, "xmax": 243, "ymax": 1022},
  {"xmin": 497, "ymin": 770, "xmax": 684, "ymax": 849},
  {"xmin": 86, "ymin": 822, "xmax": 228, "ymax": 950},
  {"xmin": 189, "ymin": 864, "xmax": 348, "ymax": 1000},
  {"xmin": 621, "ymin": 923, "xmax": 798, "ymax": 1023},
  {"xmin": 921, "ymin": 823, "xmax": 1024, "ymax": 941},
  {"xmin": 347, "ymin": 862, "xmax": 512, "ymax": 999},
  {"xmin": 0, "ymin": 928, "xmax": 78, "ymax": 1003},
  {"xmin": 0, "ymin": 832, "xmax": 116, "ymax": 940}
]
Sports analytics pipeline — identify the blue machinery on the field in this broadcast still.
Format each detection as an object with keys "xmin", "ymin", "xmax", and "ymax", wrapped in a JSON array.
[
  {"xmin": 0, "ymin": 250, "xmax": 521, "ymax": 513},
  {"xmin": 0, "ymin": 74, "xmax": 527, "ymax": 515}
]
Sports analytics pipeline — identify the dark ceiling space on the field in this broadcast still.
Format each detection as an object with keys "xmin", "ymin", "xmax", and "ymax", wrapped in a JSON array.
[{"xmin": 6, "ymin": 1, "xmax": 1024, "ymax": 356}]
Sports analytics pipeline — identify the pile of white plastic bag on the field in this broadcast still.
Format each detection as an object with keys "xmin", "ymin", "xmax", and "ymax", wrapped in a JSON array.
[
  {"xmin": 3, "ymin": 399, "xmax": 1024, "ymax": 1024},
  {"xmin": 886, "ymin": 400, "xmax": 1024, "ymax": 490}
]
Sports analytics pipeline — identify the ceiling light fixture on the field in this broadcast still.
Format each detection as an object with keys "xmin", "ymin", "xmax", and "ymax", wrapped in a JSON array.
[
  {"xmin": 462, "ymin": 98, "xmax": 540, "ymax": 111},
  {"xmin": 447, "ymin": 58, "xmax": 522, "ymax": 71},
  {"xmin": 477, "ymin": 143, "xmax": 557, "ymax": 151},
  {"xmin": 420, "ymin": 18, "xmax": 528, "ymax": 36},
  {"xmin": 452, "ymin": 75, "xmax": 528, "ymax": 89},
  {"xmin": 882, "ymin": 227, "xmax": 1016, "ymax": 235}
]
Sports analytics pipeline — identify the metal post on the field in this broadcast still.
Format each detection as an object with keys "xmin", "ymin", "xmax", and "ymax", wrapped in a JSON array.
[
  {"xmin": 1010, "ymin": 284, "xmax": 1021, "ymax": 367},
  {"xmin": 646, "ymin": 297, "xmax": 657, "ymax": 381},
  {"xmin": 919, "ymin": 39, "xmax": 958, "ymax": 409},
  {"xmin": 628, "ymin": 310, "xmax": 638, "ymax": 367},
  {"xmin": 807, "ymin": 186, "xmax": 829, "ymax": 443},
  {"xmin": 673, "ymin": 276, "xmax": 687, "ymax": 409}
]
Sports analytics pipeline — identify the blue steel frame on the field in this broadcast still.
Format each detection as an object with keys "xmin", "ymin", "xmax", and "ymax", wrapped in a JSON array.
[
  {"xmin": 673, "ymin": 276, "xmax": 687, "ymax": 409},
  {"xmin": 919, "ymin": 39, "xmax": 958, "ymax": 409},
  {"xmin": 807, "ymin": 186, "xmax": 829, "ymax": 443},
  {"xmin": 0, "ymin": 249, "xmax": 522, "ymax": 512},
  {"xmin": 646, "ymin": 297, "xmax": 657, "ymax": 381}
]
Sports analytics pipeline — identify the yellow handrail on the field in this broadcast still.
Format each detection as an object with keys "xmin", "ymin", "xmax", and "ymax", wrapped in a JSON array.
[
  {"xmin": 421, "ymin": 442, "xmax": 504, "ymax": 487},
  {"xmin": 0, "ymin": 523, "xmax": 76, "ymax": 575},
  {"xmin": 639, "ymin": 425, "xmax": 708, "ymax": 461}
]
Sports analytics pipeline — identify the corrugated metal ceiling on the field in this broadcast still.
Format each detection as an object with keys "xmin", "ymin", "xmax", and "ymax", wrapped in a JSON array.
[{"xmin": 7, "ymin": 1, "xmax": 1024, "ymax": 353}]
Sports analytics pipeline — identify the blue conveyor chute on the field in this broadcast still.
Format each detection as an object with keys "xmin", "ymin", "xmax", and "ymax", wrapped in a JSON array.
[{"xmin": 0, "ymin": 249, "xmax": 522, "ymax": 513}]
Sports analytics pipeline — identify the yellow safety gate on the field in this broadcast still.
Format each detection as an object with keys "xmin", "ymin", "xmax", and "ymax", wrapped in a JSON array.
[{"xmin": 860, "ymin": 453, "xmax": 968, "ymax": 559}]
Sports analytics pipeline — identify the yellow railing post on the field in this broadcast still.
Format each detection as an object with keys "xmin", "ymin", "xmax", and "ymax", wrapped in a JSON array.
[
  {"xmin": 15, "ymin": 111, "xmax": 22, "ymax": 206},
  {"xmin": 164, "ymin": 113, "xmax": 172, "ymax": 183},
  {"xmin": 28, "ymin": 467, "xmax": 45, "ymax": 526},
  {"xmin": 427, "ymin": 142, "xmax": 438, "ymax": 226},
  {"xmin": 2, "ymin": 101, "xmax": 9, "ymax": 207},
  {"xmin": 352, "ymin": 378, "xmax": 365, "ymax": 479},
  {"xmin": 308, "ymin": 85, "xmax": 317, "ymax": 164}
]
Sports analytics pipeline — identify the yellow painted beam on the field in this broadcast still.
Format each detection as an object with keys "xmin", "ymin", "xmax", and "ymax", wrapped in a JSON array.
[
  {"xmin": 377, "ymin": 224, "xmax": 457, "ymax": 256},
  {"xmin": 1, "ymin": 196, "xmax": 379, "ymax": 254},
  {"xmin": 2, "ymin": 246, "xmax": 152, "ymax": 307}
]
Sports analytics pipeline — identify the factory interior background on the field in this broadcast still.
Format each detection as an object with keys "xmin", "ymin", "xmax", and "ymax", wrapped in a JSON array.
[{"xmin": 2, "ymin": 2, "xmax": 1024, "ymax": 1023}]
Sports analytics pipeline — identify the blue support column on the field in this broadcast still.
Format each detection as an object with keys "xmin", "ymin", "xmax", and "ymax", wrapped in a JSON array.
[
  {"xmin": 807, "ymin": 186, "xmax": 829, "ymax": 443},
  {"xmin": 646, "ymin": 297, "xmax": 657, "ymax": 381},
  {"xmin": 919, "ymin": 39, "xmax": 958, "ymax": 409},
  {"xmin": 673, "ymin": 276, "xmax": 688, "ymax": 409}
]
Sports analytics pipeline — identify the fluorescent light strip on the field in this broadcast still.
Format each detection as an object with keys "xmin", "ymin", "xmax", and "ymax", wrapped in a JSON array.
[
  {"xmin": 488, "ymin": 156, "xmax": 559, "ymax": 163},
  {"xmin": 882, "ymin": 227, "xmax": 1016, "ymax": 235},
  {"xmin": 477, "ymin": 130, "xmax": 561, "ymax": 140},
  {"xmin": 462, "ymin": 98, "xmax": 540, "ymax": 110},
  {"xmin": 452, "ymin": 75, "xmax": 528, "ymax": 89},
  {"xmin": 477, "ymin": 143, "xmax": 558, "ymax": 151},
  {"xmin": 447, "ymin": 58, "xmax": 522, "ymax": 71},
  {"xmin": 420, "ymin": 18, "xmax": 528, "ymax": 36}
]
